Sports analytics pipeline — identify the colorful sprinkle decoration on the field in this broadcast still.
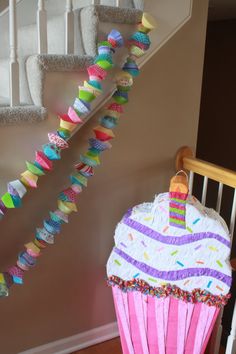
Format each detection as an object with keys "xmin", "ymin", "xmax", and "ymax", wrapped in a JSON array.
[
  {"xmin": 171, "ymin": 250, "xmax": 178, "ymax": 256},
  {"xmin": 0, "ymin": 16, "xmax": 155, "ymax": 297},
  {"xmin": 193, "ymin": 218, "xmax": 200, "ymax": 225},
  {"xmin": 176, "ymin": 261, "xmax": 184, "ymax": 267},
  {"xmin": 207, "ymin": 281, "xmax": 213, "ymax": 289},
  {"xmin": 107, "ymin": 276, "xmax": 230, "ymax": 307},
  {"xmin": 115, "ymin": 259, "xmax": 121, "ymax": 266}
]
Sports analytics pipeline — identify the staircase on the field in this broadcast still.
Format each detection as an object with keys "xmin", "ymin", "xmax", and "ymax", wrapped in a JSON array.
[{"xmin": 0, "ymin": 0, "xmax": 192, "ymax": 125}]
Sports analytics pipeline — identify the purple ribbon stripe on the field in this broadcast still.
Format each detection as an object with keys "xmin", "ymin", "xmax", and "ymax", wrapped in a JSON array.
[
  {"xmin": 114, "ymin": 247, "xmax": 232, "ymax": 287},
  {"xmin": 123, "ymin": 216, "xmax": 230, "ymax": 248}
]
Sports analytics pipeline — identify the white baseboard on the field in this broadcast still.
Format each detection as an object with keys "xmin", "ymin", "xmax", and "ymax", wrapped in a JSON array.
[{"xmin": 19, "ymin": 322, "xmax": 119, "ymax": 354}]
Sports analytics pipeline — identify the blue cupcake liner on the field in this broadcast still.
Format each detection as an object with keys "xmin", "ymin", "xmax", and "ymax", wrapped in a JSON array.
[
  {"xmin": 108, "ymin": 29, "xmax": 124, "ymax": 47},
  {"xmin": 18, "ymin": 251, "xmax": 36, "ymax": 268},
  {"xmin": 88, "ymin": 80, "xmax": 102, "ymax": 90},
  {"xmin": 43, "ymin": 220, "xmax": 60, "ymax": 235},
  {"xmin": 36, "ymin": 228, "xmax": 55, "ymax": 244},
  {"xmin": 43, "ymin": 143, "xmax": 61, "ymax": 160},
  {"xmin": 88, "ymin": 138, "xmax": 110, "ymax": 151},
  {"xmin": 49, "ymin": 211, "xmax": 65, "ymax": 224},
  {"xmin": 80, "ymin": 154, "xmax": 99, "ymax": 167},
  {"xmin": 74, "ymin": 98, "xmax": 90, "ymax": 115},
  {"xmin": 100, "ymin": 116, "xmax": 118, "ymax": 129},
  {"xmin": 131, "ymin": 31, "xmax": 151, "ymax": 46}
]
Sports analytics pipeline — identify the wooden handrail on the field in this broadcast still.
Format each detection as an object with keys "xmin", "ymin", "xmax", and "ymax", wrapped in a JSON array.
[{"xmin": 176, "ymin": 146, "xmax": 236, "ymax": 189}]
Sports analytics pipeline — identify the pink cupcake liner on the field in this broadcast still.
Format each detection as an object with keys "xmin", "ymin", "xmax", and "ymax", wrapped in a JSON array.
[
  {"xmin": 48, "ymin": 132, "xmax": 69, "ymax": 149},
  {"xmin": 87, "ymin": 64, "xmax": 107, "ymax": 81},
  {"xmin": 107, "ymin": 102, "xmax": 124, "ymax": 114},
  {"xmin": 67, "ymin": 106, "xmax": 83, "ymax": 124},
  {"xmin": 112, "ymin": 287, "xmax": 219, "ymax": 354},
  {"xmin": 35, "ymin": 151, "xmax": 53, "ymax": 171}
]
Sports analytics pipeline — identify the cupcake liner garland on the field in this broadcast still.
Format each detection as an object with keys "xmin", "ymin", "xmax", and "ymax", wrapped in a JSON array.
[{"xmin": 0, "ymin": 14, "xmax": 156, "ymax": 296}]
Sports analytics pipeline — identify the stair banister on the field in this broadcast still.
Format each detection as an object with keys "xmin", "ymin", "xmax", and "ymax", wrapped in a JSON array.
[
  {"xmin": 65, "ymin": 0, "xmax": 74, "ymax": 54},
  {"xmin": 226, "ymin": 303, "xmax": 236, "ymax": 354},
  {"xmin": 9, "ymin": 0, "xmax": 20, "ymax": 106},
  {"xmin": 37, "ymin": 0, "xmax": 48, "ymax": 54}
]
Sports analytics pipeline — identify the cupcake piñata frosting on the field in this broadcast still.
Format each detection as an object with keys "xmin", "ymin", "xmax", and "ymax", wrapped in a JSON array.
[{"xmin": 107, "ymin": 191, "xmax": 232, "ymax": 306}]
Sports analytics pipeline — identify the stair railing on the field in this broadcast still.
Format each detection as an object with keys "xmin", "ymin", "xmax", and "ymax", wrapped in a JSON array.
[
  {"xmin": 6, "ymin": 0, "xmax": 130, "ymax": 107},
  {"xmin": 37, "ymin": 0, "xmax": 48, "ymax": 54},
  {"xmin": 9, "ymin": 0, "xmax": 19, "ymax": 106}
]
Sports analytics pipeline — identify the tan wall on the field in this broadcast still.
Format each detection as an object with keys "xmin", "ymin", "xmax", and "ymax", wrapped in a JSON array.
[
  {"xmin": 0, "ymin": 1, "xmax": 208, "ymax": 353},
  {"xmin": 0, "ymin": 0, "xmax": 8, "ymax": 12}
]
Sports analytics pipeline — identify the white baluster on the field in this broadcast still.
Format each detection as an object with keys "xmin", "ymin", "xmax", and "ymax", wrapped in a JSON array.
[
  {"xmin": 37, "ymin": 0, "xmax": 48, "ymax": 54},
  {"xmin": 188, "ymin": 171, "xmax": 194, "ymax": 195},
  {"xmin": 216, "ymin": 182, "xmax": 223, "ymax": 213},
  {"xmin": 91, "ymin": 0, "xmax": 100, "ymax": 4},
  {"xmin": 9, "ymin": 0, "xmax": 20, "ymax": 107},
  {"xmin": 65, "ymin": 0, "xmax": 74, "ymax": 54},
  {"xmin": 230, "ymin": 189, "xmax": 236, "ymax": 237},
  {"xmin": 116, "ymin": 0, "xmax": 126, "ymax": 6},
  {"xmin": 201, "ymin": 176, "xmax": 208, "ymax": 206},
  {"xmin": 226, "ymin": 302, "xmax": 236, "ymax": 354}
]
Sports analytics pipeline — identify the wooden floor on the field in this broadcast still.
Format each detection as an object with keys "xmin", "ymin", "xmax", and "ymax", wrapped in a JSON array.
[
  {"xmin": 73, "ymin": 338, "xmax": 122, "ymax": 354},
  {"xmin": 73, "ymin": 338, "xmax": 225, "ymax": 354}
]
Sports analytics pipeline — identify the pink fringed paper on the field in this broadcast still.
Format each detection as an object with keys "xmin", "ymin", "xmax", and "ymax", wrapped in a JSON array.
[{"xmin": 112, "ymin": 287, "xmax": 220, "ymax": 354}]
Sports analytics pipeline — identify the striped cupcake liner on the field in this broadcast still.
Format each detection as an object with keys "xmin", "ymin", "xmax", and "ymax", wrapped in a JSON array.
[{"xmin": 112, "ymin": 287, "xmax": 219, "ymax": 354}]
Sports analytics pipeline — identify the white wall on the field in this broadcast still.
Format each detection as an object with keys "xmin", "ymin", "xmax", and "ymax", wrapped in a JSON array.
[{"xmin": 0, "ymin": 0, "xmax": 208, "ymax": 353}]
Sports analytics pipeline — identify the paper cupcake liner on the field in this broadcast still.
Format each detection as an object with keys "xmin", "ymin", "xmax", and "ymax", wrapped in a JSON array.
[
  {"xmin": 8, "ymin": 180, "xmax": 27, "ymax": 199},
  {"xmin": 123, "ymin": 59, "xmax": 140, "ymax": 77},
  {"xmin": 71, "ymin": 184, "xmax": 83, "ymax": 195},
  {"xmin": 100, "ymin": 116, "xmax": 118, "ymax": 129},
  {"xmin": 130, "ymin": 45, "xmax": 146, "ymax": 58},
  {"xmin": 1, "ymin": 192, "xmax": 21, "ymax": 208},
  {"xmin": 53, "ymin": 210, "xmax": 69, "ymax": 223},
  {"xmin": 43, "ymin": 219, "xmax": 61, "ymax": 234},
  {"xmin": 21, "ymin": 171, "xmax": 38, "ymax": 188},
  {"xmin": 84, "ymin": 81, "xmax": 102, "ymax": 97},
  {"xmin": 78, "ymin": 87, "xmax": 96, "ymax": 103},
  {"xmin": 67, "ymin": 106, "xmax": 83, "ymax": 124},
  {"xmin": 131, "ymin": 31, "xmax": 151, "ymax": 46},
  {"xmin": 73, "ymin": 98, "xmax": 90, "ymax": 115},
  {"xmin": 36, "ymin": 228, "xmax": 55, "ymax": 245},
  {"xmin": 35, "ymin": 151, "xmax": 53, "ymax": 171},
  {"xmin": 113, "ymin": 90, "xmax": 128, "ymax": 104},
  {"xmin": 43, "ymin": 143, "xmax": 61, "ymax": 160},
  {"xmin": 129, "ymin": 39, "xmax": 150, "ymax": 51},
  {"xmin": 75, "ymin": 162, "xmax": 94, "ymax": 177},
  {"xmin": 8, "ymin": 266, "xmax": 24, "ymax": 284},
  {"xmin": 57, "ymin": 128, "xmax": 71, "ymax": 140},
  {"xmin": 88, "ymin": 138, "xmax": 111, "ymax": 152},
  {"xmin": 48, "ymin": 132, "xmax": 69, "ymax": 149},
  {"xmin": 18, "ymin": 251, "xmax": 37, "ymax": 268},
  {"xmin": 98, "ymin": 44, "xmax": 112, "ymax": 55},
  {"xmin": 112, "ymin": 287, "xmax": 219, "ymax": 354},
  {"xmin": 87, "ymin": 64, "xmax": 107, "ymax": 81},
  {"xmin": 26, "ymin": 161, "xmax": 45, "ymax": 176},
  {"xmin": 108, "ymin": 29, "xmax": 124, "ymax": 48}
]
